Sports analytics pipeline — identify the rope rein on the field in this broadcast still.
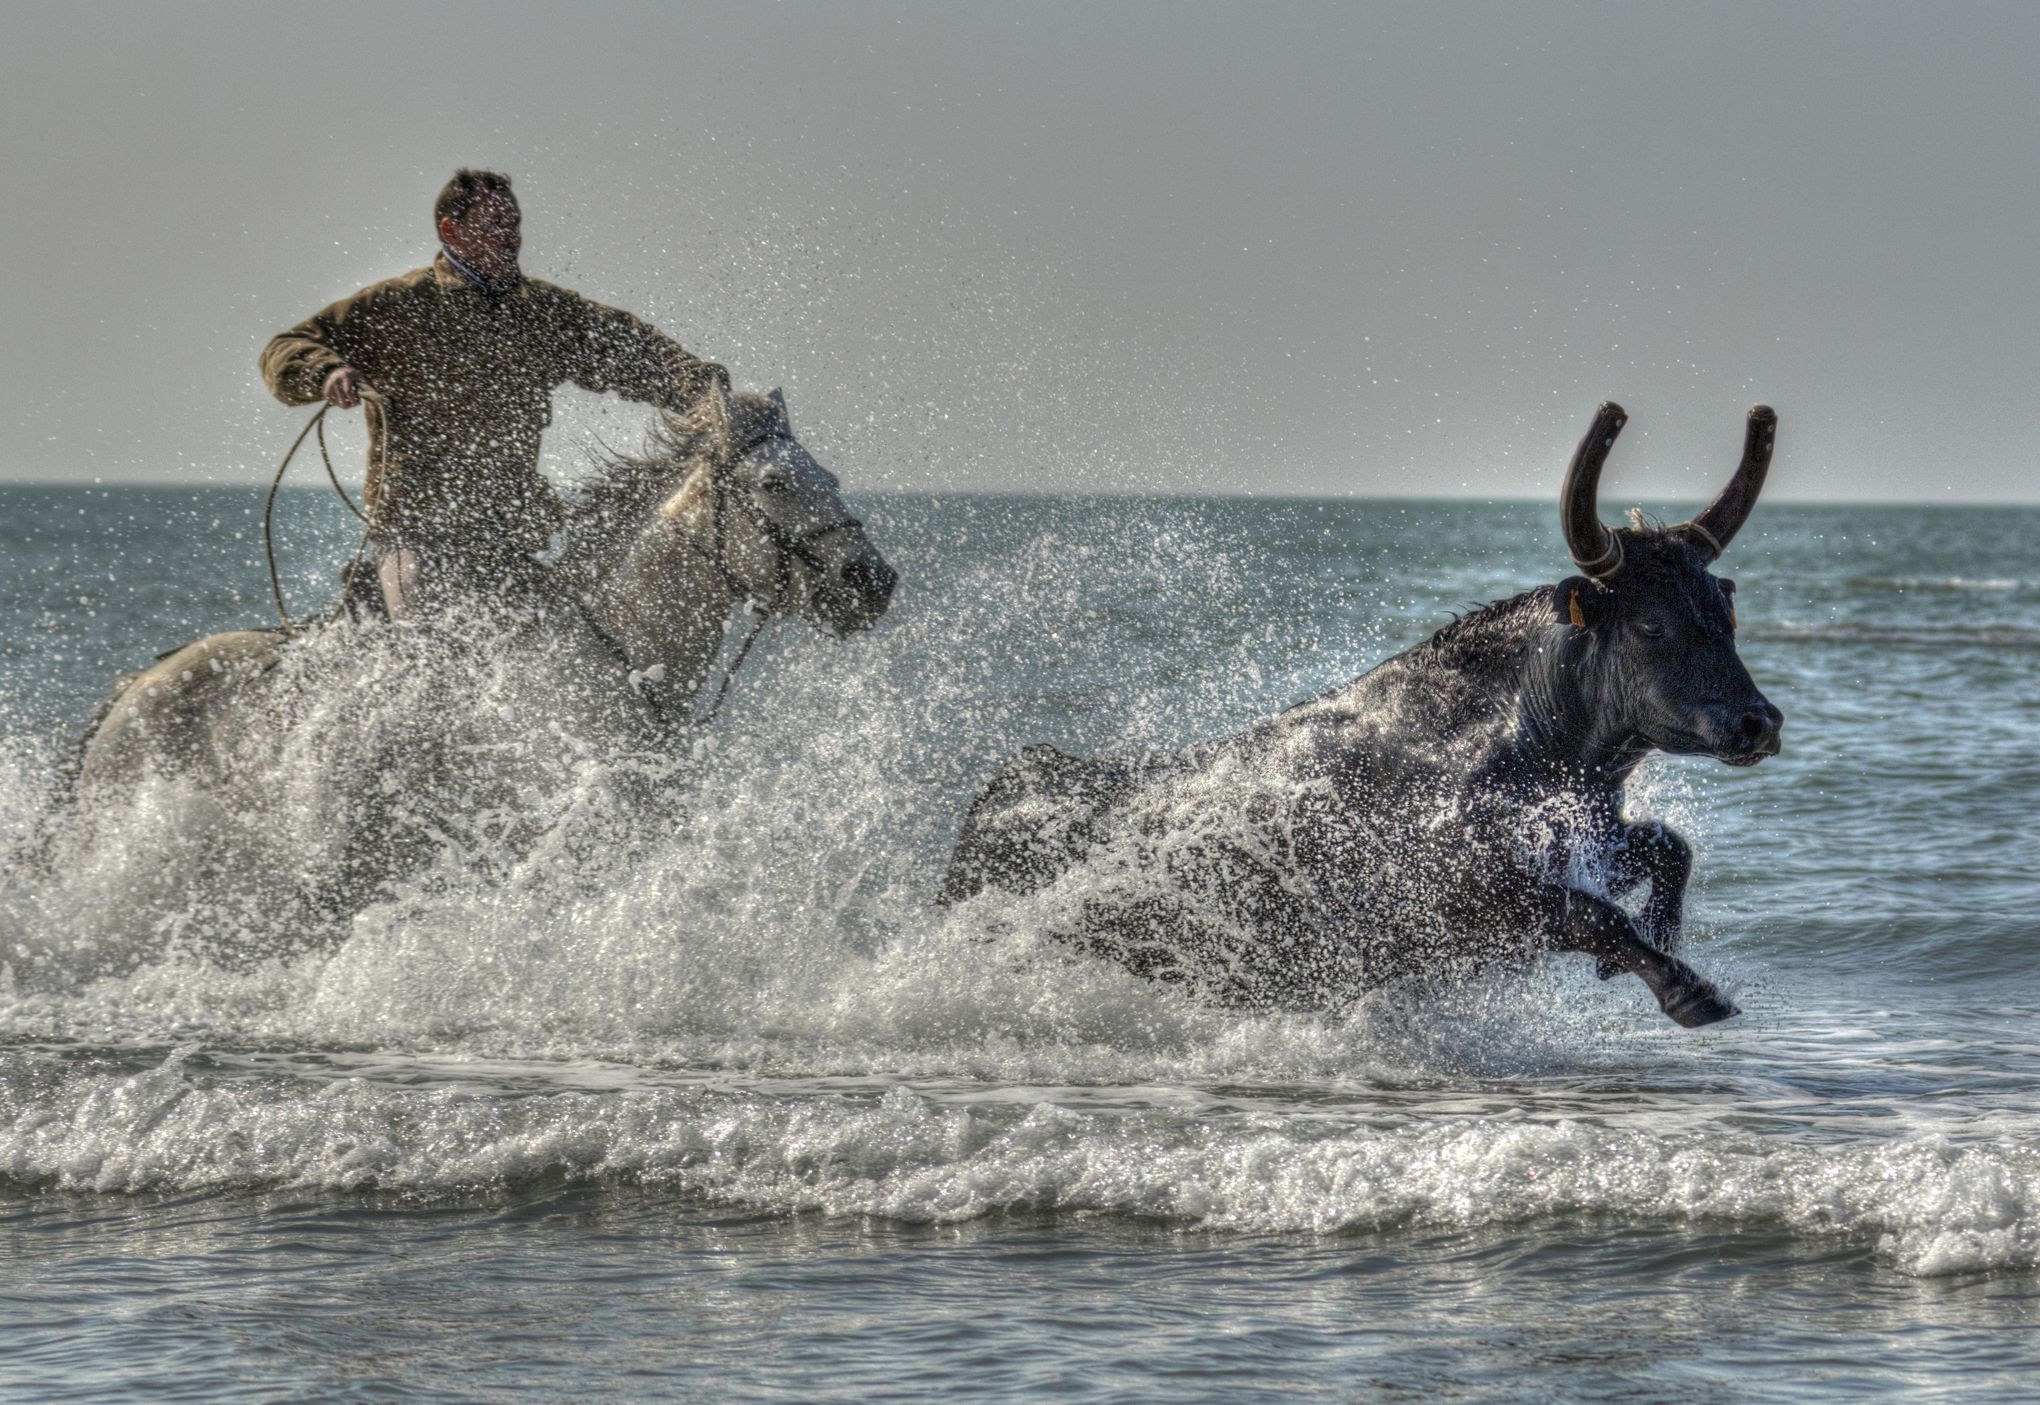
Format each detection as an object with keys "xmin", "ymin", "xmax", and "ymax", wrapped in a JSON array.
[
  {"xmin": 687, "ymin": 429, "xmax": 863, "ymax": 727},
  {"xmin": 699, "ymin": 607, "xmax": 769, "ymax": 727},
  {"xmin": 263, "ymin": 387, "xmax": 385, "ymax": 632}
]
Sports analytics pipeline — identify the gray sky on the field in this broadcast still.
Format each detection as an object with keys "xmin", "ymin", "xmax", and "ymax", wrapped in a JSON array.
[{"xmin": 4, "ymin": 1, "xmax": 2037, "ymax": 502}]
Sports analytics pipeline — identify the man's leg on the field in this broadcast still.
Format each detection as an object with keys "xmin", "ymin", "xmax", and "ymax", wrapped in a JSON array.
[
  {"xmin": 373, "ymin": 540, "xmax": 429, "ymax": 621},
  {"xmin": 373, "ymin": 538, "xmax": 557, "ymax": 624}
]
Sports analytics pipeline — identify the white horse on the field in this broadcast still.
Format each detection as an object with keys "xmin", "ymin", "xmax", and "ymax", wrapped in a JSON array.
[{"xmin": 30, "ymin": 386, "xmax": 896, "ymax": 951}]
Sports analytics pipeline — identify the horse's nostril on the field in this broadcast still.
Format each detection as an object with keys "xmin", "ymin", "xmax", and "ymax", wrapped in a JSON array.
[{"xmin": 843, "ymin": 557, "xmax": 896, "ymax": 602}]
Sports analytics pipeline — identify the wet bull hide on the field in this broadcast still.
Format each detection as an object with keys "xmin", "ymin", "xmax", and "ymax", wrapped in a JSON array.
[{"xmin": 942, "ymin": 403, "xmax": 1785, "ymax": 1027}]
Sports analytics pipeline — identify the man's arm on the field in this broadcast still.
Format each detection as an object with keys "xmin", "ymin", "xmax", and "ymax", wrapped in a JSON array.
[
  {"xmin": 260, "ymin": 285, "xmax": 387, "ymax": 408},
  {"xmin": 546, "ymin": 287, "xmax": 727, "ymax": 411},
  {"xmin": 260, "ymin": 307, "xmax": 349, "ymax": 408}
]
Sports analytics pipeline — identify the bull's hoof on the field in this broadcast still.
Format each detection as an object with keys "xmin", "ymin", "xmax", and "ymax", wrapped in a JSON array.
[{"xmin": 1659, "ymin": 984, "xmax": 1740, "ymax": 1028}]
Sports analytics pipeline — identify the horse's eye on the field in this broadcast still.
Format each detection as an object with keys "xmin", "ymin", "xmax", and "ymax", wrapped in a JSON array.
[
  {"xmin": 1639, "ymin": 621, "xmax": 1665, "ymax": 640},
  {"xmin": 759, "ymin": 476, "xmax": 792, "ymax": 494}
]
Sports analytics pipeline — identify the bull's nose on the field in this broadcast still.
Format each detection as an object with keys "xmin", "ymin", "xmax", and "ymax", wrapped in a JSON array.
[{"xmin": 1732, "ymin": 700, "xmax": 1784, "ymax": 756}]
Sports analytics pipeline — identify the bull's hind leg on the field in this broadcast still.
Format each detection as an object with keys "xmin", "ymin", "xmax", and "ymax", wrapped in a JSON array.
[{"xmin": 1539, "ymin": 885, "xmax": 1737, "ymax": 1028}]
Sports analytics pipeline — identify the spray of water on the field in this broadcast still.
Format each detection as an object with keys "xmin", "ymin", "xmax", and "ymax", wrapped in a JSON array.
[{"xmin": 5, "ymin": 495, "xmax": 2034, "ymax": 1276}]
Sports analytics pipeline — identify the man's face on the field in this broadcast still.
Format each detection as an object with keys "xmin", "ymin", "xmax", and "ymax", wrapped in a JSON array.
[{"xmin": 441, "ymin": 190, "xmax": 522, "ymax": 281}]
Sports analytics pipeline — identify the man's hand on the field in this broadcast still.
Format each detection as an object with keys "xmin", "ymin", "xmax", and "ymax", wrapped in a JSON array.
[
  {"xmin": 322, "ymin": 366, "xmax": 368, "ymax": 409},
  {"xmin": 534, "ymin": 480, "xmax": 567, "ymax": 537}
]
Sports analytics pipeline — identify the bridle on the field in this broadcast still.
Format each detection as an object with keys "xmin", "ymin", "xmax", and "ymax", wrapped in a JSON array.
[
  {"xmin": 675, "ymin": 429, "xmax": 867, "ymax": 723},
  {"xmin": 703, "ymin": 431, "xmax": 866, "ymax": 608}
]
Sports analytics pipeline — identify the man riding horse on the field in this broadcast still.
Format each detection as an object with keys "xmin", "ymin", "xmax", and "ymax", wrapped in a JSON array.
[
  {"xmin": 7, "ymin": 172, "xmax": 892, "ymax": 948},
  {"xmin": 261, "ymin": 168, "xmax": 729, "ymax": 619}
]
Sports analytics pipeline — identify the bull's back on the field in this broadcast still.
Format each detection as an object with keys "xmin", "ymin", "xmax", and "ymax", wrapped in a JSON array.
[{"xmin": 939, "ymin": 744, "xmax": 1156, "ymax": 904}]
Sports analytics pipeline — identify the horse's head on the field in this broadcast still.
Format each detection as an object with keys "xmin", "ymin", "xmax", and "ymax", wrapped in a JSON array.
[
  {"xmin": 695, "ymin": 388, "xmax": 897, "ymax": 634},
  {"xmin": 561, "ymin": 386, "xmax": 897, "ymax": 718}
]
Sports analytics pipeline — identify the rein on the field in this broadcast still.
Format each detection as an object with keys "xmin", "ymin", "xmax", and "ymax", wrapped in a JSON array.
[
  {"xmin": 683, "ymin": 431, "xmax": 864, "ymax": 725},
  {"xmin": 263, "ymin": 390, "xmax": 383, "ymax": 632}
]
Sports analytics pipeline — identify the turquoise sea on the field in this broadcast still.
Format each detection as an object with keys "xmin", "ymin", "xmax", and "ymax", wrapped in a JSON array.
[{"xmin": 3, "ymin": 483, "xmax": 2038, "ymax": 1401}]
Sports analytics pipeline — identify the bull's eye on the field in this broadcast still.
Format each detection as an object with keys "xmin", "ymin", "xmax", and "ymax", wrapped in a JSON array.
[
  {"xmin": 758, "ymin": 476, "xmax": 792, "ymax": 495},
  {"xmin": 1639, "ymin": 622, "xmax": 1665, "ymax": 640}
]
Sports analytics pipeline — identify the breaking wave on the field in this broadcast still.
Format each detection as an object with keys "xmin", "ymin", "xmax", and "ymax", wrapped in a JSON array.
[
  {"xmin": 1852, "ymin": 575, "xmax": 2028, "ymax": 593},
  {"xmin": 1744, "ymin": 621, "xmax": 2040, "ymax": 650},
  {"xmin": 5, "ymin": 1044, "xmax": 2036, "ymax": 1279}
]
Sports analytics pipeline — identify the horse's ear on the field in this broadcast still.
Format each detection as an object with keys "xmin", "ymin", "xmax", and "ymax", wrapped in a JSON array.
[
  {"xmin": 700, "ymin": 374, "xmax": 737, "ymax": 458},
  {"xmin": 768, "ymin": 387, "xmax": 790, "ymax": 434}
]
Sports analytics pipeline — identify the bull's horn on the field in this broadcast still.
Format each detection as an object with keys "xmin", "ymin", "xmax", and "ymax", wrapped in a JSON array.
[
  {"xmin": 1675, "ymin": 405, "xmax": 1776, "ymax": 562},
  {"xmin": 1562, "ymin": 401, "xmax": 1627, "ymax": 578}
]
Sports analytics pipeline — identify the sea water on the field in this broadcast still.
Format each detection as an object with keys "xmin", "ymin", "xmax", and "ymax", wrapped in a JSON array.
[{"xmin": 2, "ymin": 485, "xmax": 2037, "ymax": 1402}]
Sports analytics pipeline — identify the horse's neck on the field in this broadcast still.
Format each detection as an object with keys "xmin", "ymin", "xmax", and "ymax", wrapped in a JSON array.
[{"xmin": 581, "ymin": 480, "xmax": 740, "ymax": 702}]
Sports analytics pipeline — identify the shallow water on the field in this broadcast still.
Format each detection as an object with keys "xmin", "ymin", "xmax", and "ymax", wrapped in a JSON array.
[{"xmin": 3, "ymin": 486, "xmax": 2037, "ymax": 1401}]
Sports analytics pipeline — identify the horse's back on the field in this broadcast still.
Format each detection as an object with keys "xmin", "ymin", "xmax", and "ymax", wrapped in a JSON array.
[{"xmin": 78, "ymin": 629, "xmax": 286, "ymax": 784}]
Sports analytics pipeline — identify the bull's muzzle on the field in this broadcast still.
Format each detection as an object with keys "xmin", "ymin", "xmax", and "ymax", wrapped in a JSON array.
[{"xmin": 1718, "ymin": 697, "xmax": 1785, "ymax": 766}]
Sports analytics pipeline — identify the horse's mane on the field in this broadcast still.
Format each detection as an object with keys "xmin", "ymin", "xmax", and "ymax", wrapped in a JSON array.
[{"xmin": 554, "ymin": 390, "xmax": 788, "ymax": 587}]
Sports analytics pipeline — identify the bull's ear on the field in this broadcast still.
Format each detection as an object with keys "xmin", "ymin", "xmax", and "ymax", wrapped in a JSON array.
[{"xmin": 1556, "ymin": 575, "xmax": 1609, "ymax": 631}]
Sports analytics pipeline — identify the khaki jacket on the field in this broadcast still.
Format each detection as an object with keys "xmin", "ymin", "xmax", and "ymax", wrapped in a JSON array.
[{"xmin": 261, "ymin": 254, "xmax": 721, "ymax": 551}]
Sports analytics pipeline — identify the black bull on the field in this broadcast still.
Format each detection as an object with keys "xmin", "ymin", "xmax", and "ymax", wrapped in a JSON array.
[{"xmin": 941, "ymin": 403, "xmax": 1784, "ymax": 1028}]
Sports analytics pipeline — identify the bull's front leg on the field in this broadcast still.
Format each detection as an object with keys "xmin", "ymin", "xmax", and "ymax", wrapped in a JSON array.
[
  {"xmin": 1593, "ymin": 820, "xmax": 1692, "ymax": 980},
  {"xmin": 1610, "ymin": 821, "xmax": 1691, "ymax": 952},
  {"xmin": 1534, "ymin": 883, "xmax": 1737, "ymax": 1028}
]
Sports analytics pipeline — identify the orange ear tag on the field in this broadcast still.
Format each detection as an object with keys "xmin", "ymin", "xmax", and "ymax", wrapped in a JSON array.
[{"xmin": 1569, "ymin": 590, "xmax": 1587, "ymax": 629}]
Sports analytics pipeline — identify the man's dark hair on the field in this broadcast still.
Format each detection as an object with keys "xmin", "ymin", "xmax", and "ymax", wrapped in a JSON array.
[{"xmin": 435, "ymin": 169, "xmax": 514, "ymax": 227}]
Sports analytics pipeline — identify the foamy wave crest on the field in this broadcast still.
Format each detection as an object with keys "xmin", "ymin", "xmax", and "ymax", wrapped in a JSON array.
[
  {"xmin": 1746, "ymin": 621, "xmax": 2040, "ymax": 650},
  {"xmin": 4, "ymin": 1047, "xmax": 2033, "ymax": 1277},
  {"xmin": 1854, "ymin": 575, "xmax": 2027, "ymax": 593}
]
